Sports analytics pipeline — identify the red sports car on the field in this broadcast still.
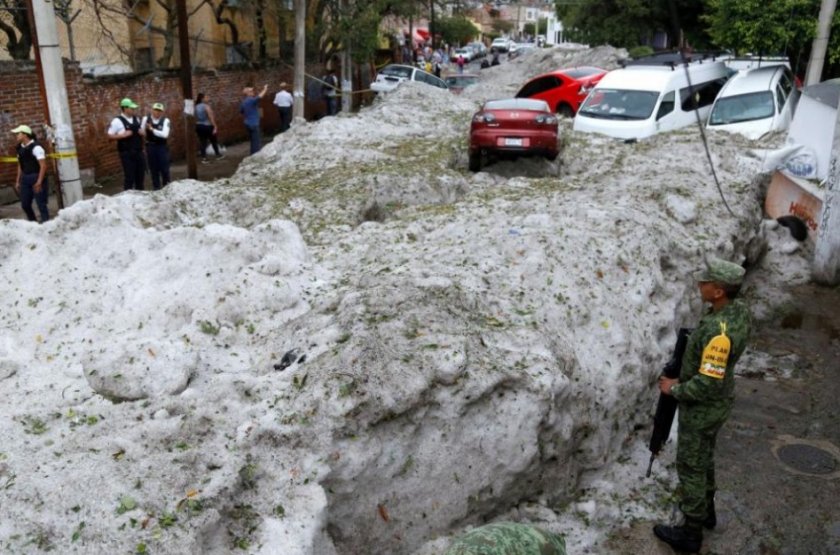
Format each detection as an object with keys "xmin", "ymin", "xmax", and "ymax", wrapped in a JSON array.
[
  {"xmin": 515, "ymin": 66, "xmax": 607, "ymax": 117},
  {"xmin": 468, "ymin": 98, "xmax": 559, "ymax": 172}
]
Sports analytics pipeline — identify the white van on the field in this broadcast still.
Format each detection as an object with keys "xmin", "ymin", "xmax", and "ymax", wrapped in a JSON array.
[
  {"xmin": 707, "ymin": 65, "xmax": 798, "ymax": 140},
  {"xmin": 573, "ymin": 54, "xmax": 731, "ymax": 140}
]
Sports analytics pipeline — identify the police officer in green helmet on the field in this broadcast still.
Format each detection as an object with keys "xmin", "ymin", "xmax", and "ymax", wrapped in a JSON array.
[{"xmin": 655, "ymin": 256, "xmax": 752, "ymax": 553}]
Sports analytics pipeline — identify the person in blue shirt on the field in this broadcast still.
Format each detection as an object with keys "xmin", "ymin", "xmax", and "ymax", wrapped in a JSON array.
[{"xmin": 240, "ymin": 84, "xmax": 268, "ymax": 154}]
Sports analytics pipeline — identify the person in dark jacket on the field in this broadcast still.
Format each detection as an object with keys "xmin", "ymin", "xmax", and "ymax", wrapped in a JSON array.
[
  {"xmin": 12, "ymin": 124, "xmax": 50, "ymax": 223},
  {"xmin": 655, "ymin": 256, "xmax": 752, "ymax": 553},
  {"xmin": 107, "ymin": 97, "xmax": 146, "ymax": 191},
  {"xmin": 141, "ymin": 102, "xmax": 171, "ymax": 190}
]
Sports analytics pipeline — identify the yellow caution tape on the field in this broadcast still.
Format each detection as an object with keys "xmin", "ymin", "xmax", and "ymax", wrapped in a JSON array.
[{"xmin": 1, "ymin": 152, "xmax": 77, "ymax": 163}]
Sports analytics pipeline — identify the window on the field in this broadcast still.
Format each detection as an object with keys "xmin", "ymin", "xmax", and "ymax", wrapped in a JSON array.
[
  {"xmin": 578, "ymin": 89, "xmax": 660, "ymax": 120},
  {"xmin": 656, "ymin": 90, "xmax": 675, "ymax": 120},
  {"xmin": 517, "ymin": 76, "xmax": 562, "ymax": 98},
  {"xmin": 680, "ymin": 77, "xmax": 726, "ymax": 111},
  {"xmin": 133, "ymin": 48, "xmax": 153, "ymax": 71},
  {"xmin": 709, "ymin": 91, "xmax": 775, "ymax": 125}
]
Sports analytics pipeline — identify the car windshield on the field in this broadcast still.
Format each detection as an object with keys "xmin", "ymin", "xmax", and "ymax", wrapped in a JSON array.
[
  {"xmin": 578, "ymin": 89, "xmax": 660, "ymax": 120},
  {"xmin": 379, "ymin": 66, "xmax": 412, "ymax": 79},
  {"xmin": 484, "ymin": 98, "xmax": 548, "ymax": 112},
  {"xmin": 709, "ymin": 91, "xmax": 775, "ymax": 125},
  {"xmin": 446, "ymin": 76, "xmax": 478, "ymax": 87}
]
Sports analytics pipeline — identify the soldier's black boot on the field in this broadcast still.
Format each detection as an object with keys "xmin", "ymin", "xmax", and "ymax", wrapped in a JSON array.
[
  {"xmin": 653, "ymin": 519, "xmax": 703, "ymax": 553},
  {"xmin": 703, "ymin": 493, "xmax": 717, "ymax": 530}
]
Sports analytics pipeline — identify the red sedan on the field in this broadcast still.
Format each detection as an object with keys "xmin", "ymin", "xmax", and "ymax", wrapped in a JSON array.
[
  {"xmin": 469, "ymin": 98, "xmax": 559, "ymax": 172},
  {"xmin": 515, "ymin": 66, "xmax": 607, "ymax": 117}
]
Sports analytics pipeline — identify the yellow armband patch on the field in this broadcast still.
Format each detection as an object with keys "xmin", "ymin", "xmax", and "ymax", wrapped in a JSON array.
[{"xmin": 699, "ymin": 322, "xmax": 730, "ymax": 379}]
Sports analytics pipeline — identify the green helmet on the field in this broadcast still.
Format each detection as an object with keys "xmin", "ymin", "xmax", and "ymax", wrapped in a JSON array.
[{"xmin": 445, "ymin": 522, "xmax": 567, "ymax": 555}]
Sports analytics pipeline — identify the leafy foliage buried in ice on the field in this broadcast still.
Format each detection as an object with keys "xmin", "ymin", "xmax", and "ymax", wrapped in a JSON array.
[{"xmin": 445, "ymin": 521, "xmax": 566, "ymax": 555}]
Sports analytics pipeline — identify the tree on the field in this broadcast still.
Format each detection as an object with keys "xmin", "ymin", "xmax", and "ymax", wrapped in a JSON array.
[
  {"xmin": 554, "ymin": 0, "xmax": 708, "ymax": 48},
  {"xmin": 492, "ymin": 19, "xmax": 514, "ymax": 35},
  {"xmin": 0, "ymin": 0, "xmax": 33, "ymax": 59},
  {"xmin": 83, "ymin": 0, "xmax": 208, "ymax": 68},
  {"xmin": 523, "ymin": 22, "xmax": 535, "ymax": 36},
  {"xmin": 436, "ymin": 15, "xmax": 477, "ymax": 46},
  {"xmin": 703, "ymin": 0, "xmax": 815, "ymax": 56}
]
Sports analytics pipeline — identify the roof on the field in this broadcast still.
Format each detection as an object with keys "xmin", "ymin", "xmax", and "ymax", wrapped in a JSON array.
[
  {"xmin": 623, "ymin": 51, "xmax": 728, "ymax": 67},
  {"xmin": 484, "ymin": 98, "xmax": 549, "ymax": 111},
  {"xmin": 596, "ymin": 67, "xmax": 676, "ymax": 91},
  {"xmin": 720, "ymin": 66, "xmax": 783, "ymax": 96},
  {"xmin": 802, "ymin": 78, "xmax": 840, "ymax": 109}
]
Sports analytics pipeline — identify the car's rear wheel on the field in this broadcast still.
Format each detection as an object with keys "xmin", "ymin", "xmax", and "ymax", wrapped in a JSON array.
[
  {"xmin": 468, "ymin": 151, "xmax": 481, "ymax": 172},
  {"xmin": 545, "ymin": 152, "xmax": 559, "ymax": 162},
  {"xmin": 556, "ymin": 104, "xmax": 574, "ymax": 118}
]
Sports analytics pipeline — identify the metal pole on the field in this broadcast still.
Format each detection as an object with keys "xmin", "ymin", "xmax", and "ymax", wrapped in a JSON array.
[
  {"xmin": 293, "ymin": 0, "xmax": 305, "ymax": 121},
  {"xmin": 805, "ymin": 0, "xmax": 837, "ymax": 86},
  {"xmin": 176, "ymin": 0, "xmax": 197, "ymax": 179},
  {"xmin": 28, "ymin": 0, "xmax": 83, "ymax": 207},
  {"xmin": 813, "ymin": 98, "xmax": 840, "ymax": 285}
]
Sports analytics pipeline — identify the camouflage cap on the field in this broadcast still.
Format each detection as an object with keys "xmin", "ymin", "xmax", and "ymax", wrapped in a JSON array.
[
  {"xmin": 695, "ymin": 256, "xmax": 745, "ymax": 285},
  {"xmin": 444, "ymin": 522, "xmax": 566, "ymax": 555}
]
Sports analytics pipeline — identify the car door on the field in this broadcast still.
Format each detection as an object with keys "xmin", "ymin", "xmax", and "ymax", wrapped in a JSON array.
[
  {"xmin": 775, "ymin": 69, "xmax": 797, "ymax": 131},
  {"xmin": 517, "ymin": 76, "xmax": 563, "ymax": 106}
]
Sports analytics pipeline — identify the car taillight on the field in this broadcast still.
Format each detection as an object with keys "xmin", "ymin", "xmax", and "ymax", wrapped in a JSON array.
[
  {"xmin": 535, "ymin": 114, "xmax": 557, "ymax": 125},
  {"xmin": 473, "ymin": 113, "xmax": 496, "ymax": 123}
]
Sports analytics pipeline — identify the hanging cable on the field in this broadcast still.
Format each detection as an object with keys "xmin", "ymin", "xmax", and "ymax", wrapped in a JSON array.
[{"xmin": 667, "ymin": 0, "xmax": 735, "ymax": 217}]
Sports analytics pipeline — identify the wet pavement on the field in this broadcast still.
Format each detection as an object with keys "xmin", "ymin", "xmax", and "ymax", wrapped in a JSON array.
[{"xmin": 613, "ymin": 282, "xmax": 840, "ymax": 554}]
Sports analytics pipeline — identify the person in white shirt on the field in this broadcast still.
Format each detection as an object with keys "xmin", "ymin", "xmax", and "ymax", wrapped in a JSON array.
[
  {"xmin": 12, "ymin": 124, "xmax": 50, "ymax": 222},
  {"xmin": 273, "ymin": 82, "xmax": 294, "ymax": 133},
  {"xmin": 107, "ymin": 97, "xmax": 146, "ymax": 191},
  {"xmin": 141, "ymin": 102, "xmax": 171, "ymax": 190}
]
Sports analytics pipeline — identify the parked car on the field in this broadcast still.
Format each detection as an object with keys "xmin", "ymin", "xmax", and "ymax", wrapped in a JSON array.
[
  {"xmin": 451, "ymin": 48, "xmax": 474, "ymax": 63},
  {"xmin": 468, "ymin": 42, "xmax": 488, "ymax": 59},
  {"xmin": 371, "ymin": 64, "xmax": 449, "ymax": 93},
  {"xmin": 468, "ymin": 98, "xmax": 559, "ymax": 171},
  {"xmin": 444, "ymin": 73, "xmax": 479, "ymax": 94},
  {"xmin": 573, "ymin": 52, "xmax": 731, "ymax": 140},
  {"xmin": 491, "ymin": 37, "xmax": 512, "ymax": 53},
  {"xmin": 707, "ymin": 65, "xmax": 799, "ymax": 139},
  {"xmin": 516, "ymin": 66, "xmax": 608, "ymax": 117}
]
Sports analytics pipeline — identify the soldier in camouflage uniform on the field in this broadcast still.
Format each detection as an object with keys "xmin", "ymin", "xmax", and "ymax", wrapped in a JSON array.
[
  {"xmin": 655, "ymin": 256, "xmax": 752, "ymax": 553},
  {"xmin": 444, "ymin": 522, "xmax": 566, "ymax": 555}
]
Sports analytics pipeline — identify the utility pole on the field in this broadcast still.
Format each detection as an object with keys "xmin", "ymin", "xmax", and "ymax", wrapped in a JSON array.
[
  {"xmin": 28, "ymin": 0, "xmax": 83, "ymax": 207},
  {"xmin": 805, "ymin": 0, "xmax": 837, "ymax": 86},
  {"xmin": 339, "ymin": 0, "xmax": 352, "ymax": 114},
  {"xmin": 293, "ymin": 0, "xmax": 305, "ymax": 121},
  {"xmin": 813, "ymin": 100, "xmax": 840, "ymax": 285},
  {"xmin": 176, "ymin": 0, "xmax": 197, "ymax": 179}
]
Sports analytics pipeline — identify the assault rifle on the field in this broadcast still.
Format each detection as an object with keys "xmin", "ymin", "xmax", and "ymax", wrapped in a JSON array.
[{"xmin": 646, "ymin": 327, "xmax": 692, "ymax": 477}]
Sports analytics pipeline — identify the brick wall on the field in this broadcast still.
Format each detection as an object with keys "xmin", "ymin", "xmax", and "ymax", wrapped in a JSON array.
[{"xmin": 0, "ymin": 60, "xmax": 326, "ymax": 188}]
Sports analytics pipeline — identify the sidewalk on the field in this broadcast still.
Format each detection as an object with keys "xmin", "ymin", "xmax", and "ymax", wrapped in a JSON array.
[{"xmin": 0, "ymin": 138, "xmax": 256, "ymax": 221}]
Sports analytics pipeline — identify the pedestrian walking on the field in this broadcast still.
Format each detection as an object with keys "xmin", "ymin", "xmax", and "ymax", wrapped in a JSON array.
[
  {"xmin": 240, "ymin": 84, "xmax": 268, "ymax": 155},
  {"xmin": 323, "ymin": 69, "xmax": 339, "ymax": 116},
  {"xmin": 654, "ymin": 256, "xmax": 752, "ymax": 554},
  {"xmin": 141, "ymin": 102, "xmax": 171, "ymax": 191},
  {"xmin": 194, "ymin": 93, "xmax": 224, "ymax": 163},
  {"xmin": 107, "ymin": 97, "xmax": 146, "ymax": 191},
  {"xmin": 273, "ymin": 82, "xmax": 294, "ymax": 133},
  {"xmin": 11, "ymin": 124, "xmax": 49, "ymax": 223},
  {"xmin": 456, "ymin": 54, "xmax": 465, "ymax": 74}
]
